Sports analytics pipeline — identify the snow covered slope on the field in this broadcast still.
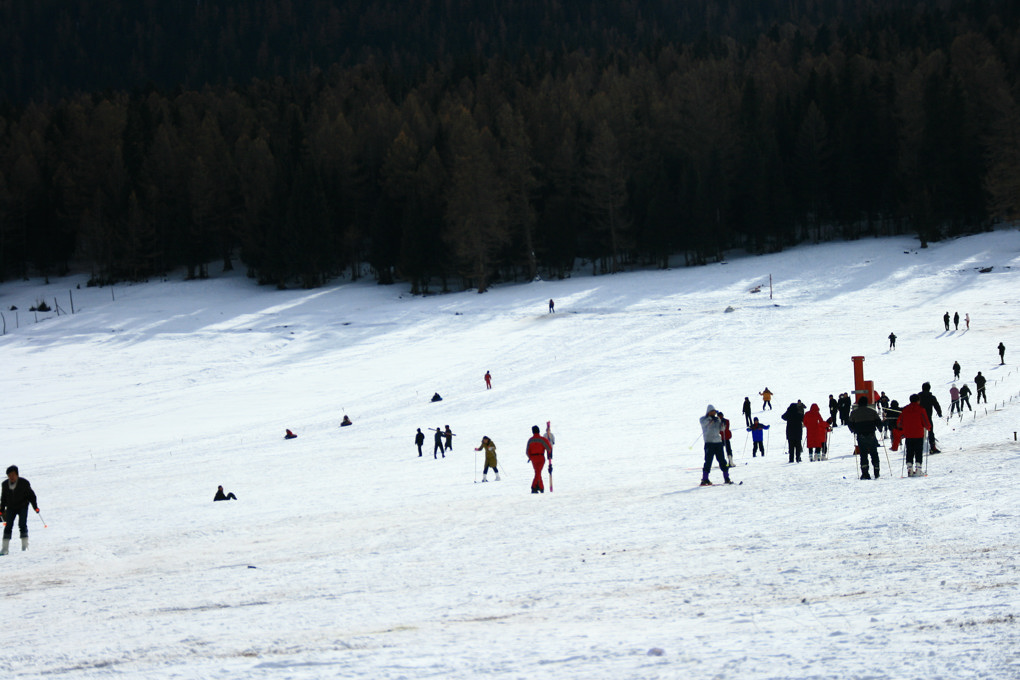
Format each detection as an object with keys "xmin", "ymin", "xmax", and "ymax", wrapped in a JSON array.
[{"xmin": 1, "ymin": 232, "xmax": 1018, "ymax": 679}]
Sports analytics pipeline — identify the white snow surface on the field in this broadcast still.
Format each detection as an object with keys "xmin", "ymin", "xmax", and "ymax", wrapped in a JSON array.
[{"xmin": 1, "ymin": 232, "xmax": 1019, "ymax": 679}]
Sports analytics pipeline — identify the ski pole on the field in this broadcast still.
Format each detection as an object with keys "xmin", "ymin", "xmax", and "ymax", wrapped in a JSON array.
[
  {"xmin": 742, "ymin": 431, "xmax": 749, "ymax": 456},
  {"xmin": 879, "ymin": 437, "xmax": 892, "ymax": 477},
  {"xmin": 687, "ymin": 432, "xmax": 703, "ymax": 450},
  {"xmin": 36, "ymin": 509, "xmax": 47, "ymax": 528}
]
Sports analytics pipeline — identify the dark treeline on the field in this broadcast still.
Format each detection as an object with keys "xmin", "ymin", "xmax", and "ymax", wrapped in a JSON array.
[{"xmin": 1, "ymin": 0, "xmax": 1019, "ymax": 290}]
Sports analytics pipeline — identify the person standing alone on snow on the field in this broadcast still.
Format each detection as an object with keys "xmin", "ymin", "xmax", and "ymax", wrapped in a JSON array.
[
  {"xmin": 525, "ymin": 425, "xmax": 552, "ymax": 493},
  {"xmin": 975, "ymin": 371, "xmax": 987, "ymax": 403},
  {"xmin": 897, "ymin": 394, "xmax": 932, "ymax": 477},
  {"xmin": 1, "ymin": 465, "xmax": 39, "ymax": 555},
  {"xmin": 747, "ymin": 418, "xmax": 769, "ymax": 457},
  {"xmin": 484, "ymin": 371, "xmax": 492, "ymax": 389},
  {"xmin": 943, "ymin": 312, "xmax": 950, "ymax": 331},
  {"xmin": 888, "ymin": 332, "xmax": 896, "ymax": 350},
  {"xmin": 699, "ymin": 406, "xmax": 732, "ymax": 486},
  {"xmin": 759, "ymin": 388, "xmax": 773, "ymax": 410},
  {"xmin": 742, "ymin": 397, "xmax": 753, "ymax": 427},
  {"xmin": 781, "ymin": 403, "xmax": 804, "ymax": 463},
  {"xmin": 548, "ymin": 299, "xmax": 555, "ymax": 313},
  {"xmin": 475, "ymin": 436, "xmax": 500, "ymax": 481},
  {"xmin": 849, "ymin": 397, "xmax": 883, "ymax": 479},
  {"xmin": 415, "ymin": 428, "xmax": 425, "ymax": 457},
  {"xmin": 952, "ymin": 361, "xmax": 961, "ymax": 380},
  {"xmin": 999, "ymin": 342, "xmax": 1006, "ymax": 365}
]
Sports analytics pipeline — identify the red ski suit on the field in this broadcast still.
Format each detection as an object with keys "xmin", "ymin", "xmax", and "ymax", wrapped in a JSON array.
[
  {"xmin": 803, "ymin": 404, "xmax": 830, "ymax": 449},
  {"xmin": 896, "ymin": 402, "xmax": 932, "ymax": 439},
  {"xmin": 526, "ymin": 435, "xmax": 552, "ymax": 492}
]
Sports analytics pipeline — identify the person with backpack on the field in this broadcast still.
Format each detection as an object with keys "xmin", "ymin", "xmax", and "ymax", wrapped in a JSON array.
[
  {"xmin": 848, "ymin": 397, "xmax": 883, "ymax": 479},
  {"xmin": 747, "ymin": 418, "xmax": 769, "ymax": 457},
  {"xmin": 1, "ymin": 465, "xmax": 39, "ymax": 555}
]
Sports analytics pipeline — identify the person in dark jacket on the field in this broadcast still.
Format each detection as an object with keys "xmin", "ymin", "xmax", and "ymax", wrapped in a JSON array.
[
  {"xmin": 888, "ymin": 332, "xmax": 896, "ymax": 350},
  {"xmin": 919, "ymin": 382, "xmax": 943, "ymax": 453},
  {"xmin": 444, "ymin": 425, "xmax": 455, "ymax": 451},
  {"xmin": 837, "ymin": 393, "xmax": 852, "ymax": 425},
  {"xmin": 952, "ymin": 361, "xmax": 961, "ymax": 380},
  {"xmin": 284, "ymin": 429, "xmax": 297, "ymax": 439},
  {"xmin": 999, "ymin": 342, "xmax": 1006, "ymax": 365},
  {"xmin": 974, "ymin": 372, "xmax": 987, "ymax": 403},
  {"xmin": 415, "ymin": 428, "xmax": 425, "ymax": 457},
  {"xmin": 781, "ymin": 403, "xmax": 804, "ymax": 463},
  {"xmin": 1, "ymin": 465, "xmax": 39, "ymax": 554},
  {"xmin": 433, "ymin": 427, "xmax": 445, "ymax": 458},
  {"xmin": 848, "ymin": 397, "xmax": 883, "ymax": 479},
  {"xmin": 943, "ymin": 311, "xmax": 950, "ymax": 331},
  {"xmin": 958, "ymin": 383, "xmax": 973, "ymax": 411},
  {"xmin": 828, "ymin": 394, "xmax": 839, "ymax": 425},
  {"xmin": 953, "ymin": 311, "xmax": 960, "ymax": 330},
  {"xmin": 214, "ymin": 485, "xmax": 237, "ymax": 501},
  {"xmin": 742, "ymin": 397, "xmax": 753, "ymax": 427},
  {"xmin": 883, "ymin": 400, "xmax": 902, "ymax": 448}
]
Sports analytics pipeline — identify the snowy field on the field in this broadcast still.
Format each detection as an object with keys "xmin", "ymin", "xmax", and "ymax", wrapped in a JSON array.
[{"xmin": 1, "ymin": 231, "xmax": 1019, "ymax": 679}]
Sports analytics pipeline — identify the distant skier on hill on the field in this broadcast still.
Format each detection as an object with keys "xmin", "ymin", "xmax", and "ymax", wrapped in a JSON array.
[
  {"xmin": 475, "ymin": 436, "xmax": 499, "ymax": 482},
  {"xmin": 484, "ymin": 371, "xmax": 492, "ymax": 389},
  {"xmin": 444, "ymin": 425, "xmax": 455, "ymax": 451},
  {"xmin": 949, "ymin": 385, "xmax": 961, "ymax": 415},
  {"xmin": 943, "ymin": 311, "xmax": 950, "ymax": 331},
  {"xmin": 699, "ymin": 406, "xmax": 732, "ymax": 486},
  {"xmin": 781, "ymin": 403, "xmax": 804, "ymax": 463},
  {"xmin": 759, "ymin": 388, "xmax": 773, "ymax": 410},
  {"xmin": 953, "ymin": 311, "xmax": 960, "ymax": 330},
  {"xmin": 974, "ymin": 372, "xmax": 987, "ymax": 403},
  {"xmin": 888, "ymin": 332, "xmax": 896, "ymax": 350},
  {"xmin": 998, "ymin": 342, "xmax": 1006, "ymax": 365},
  {"xmin": 958, "ymin": 383, "xmax": 972, "ymax": 411},
  {"xmin": 415, "ymin": 428, "xmax": 425, "ymax": 457},
  {"xmin": 848, "ymin": 397, "xmax": 883, "ymax": 479},
  {"xmin": 742, "ymin": 397, "xmax": 753, "ymax": 427},
  {"xmin": 433, "ymin": 427, "xmax": 445, "ymax": 458},
  {"xmin": 952, "ymin": 361, "xmax": 961, "ymax": 380}
]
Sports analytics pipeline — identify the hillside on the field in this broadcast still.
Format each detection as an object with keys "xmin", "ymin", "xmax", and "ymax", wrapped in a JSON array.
[{"xmin": 0, "ymin": 232, "xmax": 1018, "ymax": 678}]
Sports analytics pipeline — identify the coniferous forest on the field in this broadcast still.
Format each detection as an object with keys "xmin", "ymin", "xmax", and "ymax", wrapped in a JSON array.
[{"xmin": 1, "ymin": 0, "xmax": 1019, "ymax": 291}]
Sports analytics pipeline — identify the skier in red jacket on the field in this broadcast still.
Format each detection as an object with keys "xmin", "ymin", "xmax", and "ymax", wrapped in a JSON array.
[
  {"xmin": 897, "ymin": 394, "xmax": 932, "ymax": 476},
  {"xmin": 525, "ymin": 425, "xmax": 552, "ymax": 493}
]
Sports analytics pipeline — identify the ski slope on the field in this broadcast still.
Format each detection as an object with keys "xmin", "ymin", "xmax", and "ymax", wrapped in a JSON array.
[{"xmin": 1, "ymin": 231, "xmax": 1018, "ymax": 679}]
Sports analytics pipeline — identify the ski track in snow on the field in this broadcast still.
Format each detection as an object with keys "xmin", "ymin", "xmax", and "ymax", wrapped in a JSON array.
[{"xmin": 1, "ymin": 232, "xmax": 1019, "ymax": 679}]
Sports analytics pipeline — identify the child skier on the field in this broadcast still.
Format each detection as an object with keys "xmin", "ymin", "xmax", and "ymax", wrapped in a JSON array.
[
  {"xmin": 746, "ymin": 417, "xmax": 769, "ymax": 457},
  {"xmin": 475, "ymin": 436, "xmax": 499, "ymax": 481}
]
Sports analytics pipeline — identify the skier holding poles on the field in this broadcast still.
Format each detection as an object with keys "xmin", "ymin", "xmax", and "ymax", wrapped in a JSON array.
[
  {"xmin": 747, "ymin": 417, "xmax": 769, "ymax": 457},
  {"xmin": 897, "ymin": 394, "xmax": 932, "ymax": 477},
  {"xmin": 848, "ymin": 397, "xmax": 883, "ymax": 479}
]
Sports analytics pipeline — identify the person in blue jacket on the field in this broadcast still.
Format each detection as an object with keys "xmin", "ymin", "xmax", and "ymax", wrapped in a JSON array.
[{"xmin": 746, "ymin": 417, "xmax": 770, "ymax": 457}]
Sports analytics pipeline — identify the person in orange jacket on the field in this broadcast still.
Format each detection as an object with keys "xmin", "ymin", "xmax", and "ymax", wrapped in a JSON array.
[
  {"xmin": 897, "ymin": 394, "xmax": 932, "ymax": 477},
  {"xmin": 525, "ymin": 425, "xmax": 552, "ymax": 493}
]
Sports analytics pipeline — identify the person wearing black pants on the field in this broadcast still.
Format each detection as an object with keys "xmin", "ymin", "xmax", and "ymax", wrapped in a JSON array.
[
  {"xmin": 433, "ymin": 427, "xmax": 445, "ymax": 458},
  {"xmin": 918, "ymin": 382, "xmax": 943, "ymax": 453},
  {"xmin": 849, "ymin": 397, "xmax": 883, "ymax": 479},
  {"xmin": 415, "ymin": 428, "xmax": 425, "ymax": 457},
  {"xmin": 1, "ymin": 465, "xmax": 39, "ymax": 555},
  {"xmin": 699, "ymin": 405, "xmax": 732, "ymax": 486},
  {"xmin": 974, "ymin": 372, "xmax": 987, "ymax": 403},
  {"xmin": 781, "ymin": 402, "xmax": 804, "ymax": 463},
  {"xmin": 742, "ymin": 397, "xmax": 753, "ymax": 427}
]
